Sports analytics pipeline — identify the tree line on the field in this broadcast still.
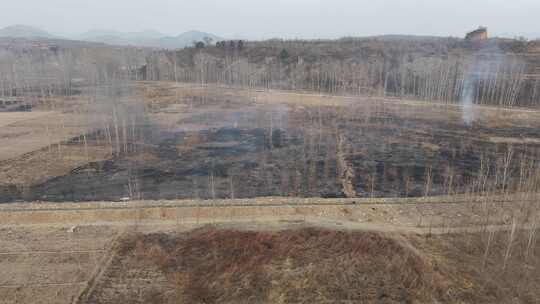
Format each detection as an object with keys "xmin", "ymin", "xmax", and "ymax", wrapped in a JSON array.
[
  {"xmin": 1, "ymin": 37, "xmax": 539, "ymax": 108},
  {"xmin": 141, "ymin": 38, "xmax": 540, "ymax": 107}
]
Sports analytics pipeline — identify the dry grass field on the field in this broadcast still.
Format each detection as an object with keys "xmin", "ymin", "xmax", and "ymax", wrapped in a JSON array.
[
  {"xmin": 2, "ymin": 82, "xmax": 540, "ymax": 201},
  {"xmin": 0, "ymin": 111, "xmax": 100, "ymax": 162},
  {"xmin": 1, "ymin": 82, "xmax": 540, "ymax": 303},
  {"xmin": 2, "ymin": 9, "xmax": 540, "ymax": 304},
  {"xmin": 1, "ymin": 194, "xmax": 540, "ymax": 304}
]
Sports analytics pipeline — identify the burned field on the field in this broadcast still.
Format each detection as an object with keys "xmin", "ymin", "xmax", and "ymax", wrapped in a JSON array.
[
  {"xmin": 1, "ymin": 84, "xmax": 540, "ymax": 203},
  {"xmin": 341, "ymin": 106, "xmax": 540, "ymax": 198},
  {"xmin": 2, "ymin": 85, "xmax": 540, "ymax": 304}
]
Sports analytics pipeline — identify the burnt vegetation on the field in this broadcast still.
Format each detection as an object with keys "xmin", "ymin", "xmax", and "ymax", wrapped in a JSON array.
[{"xmin": 2, "ymin": 34, "xmax": 540, "ymax": 304}]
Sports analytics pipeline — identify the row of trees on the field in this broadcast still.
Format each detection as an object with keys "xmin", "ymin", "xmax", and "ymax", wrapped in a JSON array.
[
  {"xmin": 1, "ymin": 37, "xmax": 538, "ymax": 108},
  {"xmin": 141, "ymin": 38, "xmax": 540, "ymax": 107},
  {"xmin": 0, "ymin": 45, "xmax": 147, "ymax": 99},
  {"xmin": 0, "ymin": 43, "xmax": 150, "ymax": 166}
]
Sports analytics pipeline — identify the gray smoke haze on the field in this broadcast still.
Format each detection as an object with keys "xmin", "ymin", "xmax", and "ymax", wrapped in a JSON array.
[
  {"xmin": 461, "ymin": 77, "xmax": 476, "ymax": 125},
  {"xmin": 460, "ymin": 45, "xmax": 525, "ymax": 124},
  {"xmin": 461, "ymin": 47, "xmax": 501, "ymax": 125},
  {"xmin": 1, "ymin": 0, "xmax": 540, "ymax": 39}
]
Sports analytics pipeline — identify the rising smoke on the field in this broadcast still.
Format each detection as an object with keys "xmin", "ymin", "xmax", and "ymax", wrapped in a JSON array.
[
  {"xmin": 460, "ymin": 43, "xmax": 523, "ymax": 125},
  {"xmin": 461, "ymin": 72, "xmax": 476, "ymax": 125},
  {"xmin": 461, "ymin": 44, "xmax": 500, "ymax": 125},
  {"xmin": 460, "ymin": 49, "xmax": 497, "ymax": 125}
]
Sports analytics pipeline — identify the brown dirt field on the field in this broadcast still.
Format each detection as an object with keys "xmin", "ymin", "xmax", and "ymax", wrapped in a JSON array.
[
  {"xmin": 0, "ymin": 112, "xmax": 54, "ymax": 128},
  {"xmin": 139, "ymin": 82, "xmax": 540, "ymax": 126},
  {"xmin": 0, "ymin": 225, "xmax": 121, "ymax": 304},
  {"xmin": 1, "ymin": 194, "xmax": 538, "ymax": 234},
  {"xmin": 0, "ymin": 144, "xmax": 110, "ymax": 189},
  {"xmin": 0, "ymin": 111, "xmax": 99, "ymax": 162}
]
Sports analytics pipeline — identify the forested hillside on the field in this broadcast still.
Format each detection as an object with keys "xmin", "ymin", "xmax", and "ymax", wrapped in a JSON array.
[
  {"xmin": 2, "ymin": 36, "xmax": 540, "ymax": 108},
  {"xmin": 0, "ymin": 38, "xmax": 147, "ymax": 97},
  {"xmin": 143, "ymin": 37, "xmax": 540, "ymax": 107}
]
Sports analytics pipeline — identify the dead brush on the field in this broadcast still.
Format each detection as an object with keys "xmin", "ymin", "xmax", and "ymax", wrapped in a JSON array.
[
  {"xmin": 118, "ymin": 227, "xmax": 448, "ymax": 303},
  {"xmin": 426, "ymin": 227, "xmax": 540, "ymax": 303}
]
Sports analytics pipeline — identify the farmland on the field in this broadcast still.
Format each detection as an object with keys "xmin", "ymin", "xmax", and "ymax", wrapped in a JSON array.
[
  {"xmin": 1, "ymin": 34, "xmax": 540, "ymax": 303},
  {"xmin": 0, "ymin": 81, "xmax": 539, "ymax": 303},
  {"xmin": 2, "ymin": 82, "xmax": 540, "ymax": 203}
]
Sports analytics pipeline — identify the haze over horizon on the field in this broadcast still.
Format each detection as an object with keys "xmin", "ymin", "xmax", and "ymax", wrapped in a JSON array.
[{"xmin": 1, "ymin": 0, "xmax": 539, "ymax": 40}]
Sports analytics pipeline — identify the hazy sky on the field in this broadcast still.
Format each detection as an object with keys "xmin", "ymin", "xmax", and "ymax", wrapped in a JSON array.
[{"xmin": 2, "ymin": 0, "xmax": 539, "ymax": 39}]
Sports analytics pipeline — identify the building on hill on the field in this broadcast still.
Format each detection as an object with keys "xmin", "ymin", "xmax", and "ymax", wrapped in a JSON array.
[{"xmin": 465, "ymin": 27, "xmax": 488, "ymax": 41}]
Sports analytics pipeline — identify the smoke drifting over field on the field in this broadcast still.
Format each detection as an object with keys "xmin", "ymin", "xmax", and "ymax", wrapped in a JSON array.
[
  {"xmin": 461, "ymin": 76, "xmax": 475, "ymax": 125},
  {"xmin": 460, "ymin": 50, "xmax": 494, "ymax": 125},
  {"xmin": 460, "ymin": 44, "xmax": 525, "ymax": 124}
]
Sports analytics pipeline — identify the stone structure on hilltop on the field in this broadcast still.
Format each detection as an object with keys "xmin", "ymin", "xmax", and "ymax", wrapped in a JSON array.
[{"xmin": 465, "ymin": 27, "xmax": 488, "ymax": 41}]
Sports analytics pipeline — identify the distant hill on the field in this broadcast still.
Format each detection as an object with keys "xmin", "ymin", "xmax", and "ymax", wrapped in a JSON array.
[
  {"xmin": 79, "ymin": 29, "xmax": 164, "ymax": 40},
  {"xmin": 77, "ymin": 29, "xmax": 165, "ymax": 46},
  {"xmin": 0, "ymin": 25, "xmax": 222, "ymax": 49},
  {"xmin": 0, "ymin": 25, "xmax": 55, "ymax": 38},
  {"xmin": 364, "ymin": 34, "xmax": 458, "ymax": 42},
  {"xmin": 77, "ymin": 29, "xmax": 222, "ymax": 49},
  {"xmin": 157, "ymin": 30, "xmax": 222, "ymax": 49}
]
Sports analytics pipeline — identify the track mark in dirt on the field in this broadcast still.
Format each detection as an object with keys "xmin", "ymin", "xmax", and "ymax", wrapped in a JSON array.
[
  {"xmin": 0, "ymin": 282, "xmax": 87, "ymax": 288},
  {"xmin": 0, "ymin": 250, "xmax": 106, "ymax": 255},
  {"xmin": 337, "ymin": 133, "xmax": 357, "ymax": 198},
  {"xmin": 73, "ymin": 230, "xmax": 124, "ymax": 304}
]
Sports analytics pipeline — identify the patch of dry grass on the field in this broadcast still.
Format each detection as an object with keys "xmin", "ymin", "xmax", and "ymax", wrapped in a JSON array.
[
  {"xmin": 107, "ymin": 226, "xmax": 540, "ymax": 304},
  {"xmin": 417, "ymin": 229, "xmax": 540, "ymax": 304},
  {"xmin": 117, "ymin": 228, "xmax": 446, "ymax": 304}
]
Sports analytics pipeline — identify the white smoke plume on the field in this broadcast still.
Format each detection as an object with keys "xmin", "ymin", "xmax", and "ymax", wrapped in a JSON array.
[
  {"xmin": 460, "ymin": 43, "xmax": 508, "ymax": 125},
  {"xmin": 461, "ymin": 75, "xmax": 475, "ymax": 125}
]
